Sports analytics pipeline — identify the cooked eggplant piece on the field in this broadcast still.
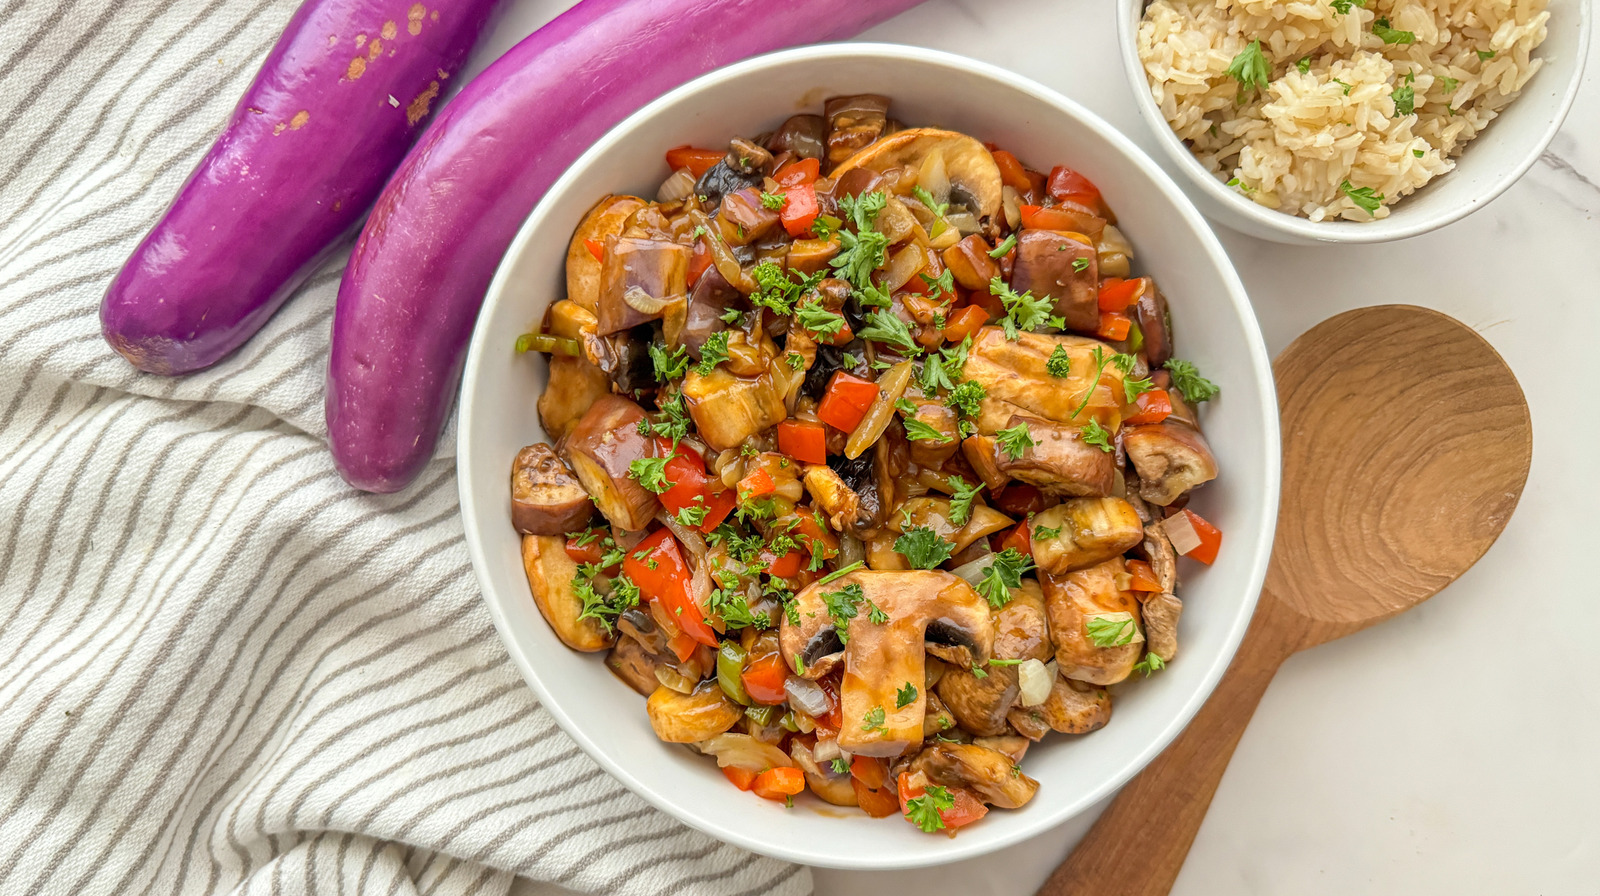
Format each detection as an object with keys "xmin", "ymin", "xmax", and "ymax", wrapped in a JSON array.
[
  {"xmin": 828, "ymin": 167, "xmax": 886, "ymax": 205},
  {"xmin": 1124, "ymin": 421, "xmax": 1218, "ymax": 506},
  {"xmin": 994, "ymin": 415, "xmax": 1116, "ymax": 498},
  {"xmin": 595, "ymin": 237, "xmax": 689, "ymax": 336},
  {"xmin": 1140, "ymin": 519, "xmax": 1178, "ymax": 593},
  {"xmin": 830, "ymin": 128, "xmax": 1003, "ymax": 225},
  {"xmin": 681, "ymin": 367, "xmax": 786, "ymax": 451},
  {"xmin": 521, "ymin": 535, "xmax": 614, "ymax": 652},
  {"xmin": 791, "ymin": 740, "xmax": 859, "ymax": 806},
  {"xmin": 1010, "ymin": 230, "xmax": 1098, "ymax": 333},
  {"xmin": 694, "ymin": 157, "xmax": 761, "ymax": 207},
  {"xmin": 511, "ymin": 444, "xmax": 595, "ymax": 536},
  {"xmin": 586, "ymin": 326, "xmax": 656, "ymax": 395},
  {"xmin": 963, "ymin": 328, "xmax": 1127, "ymax": 432},
  {"xmin": 646, "ymin": 680, "xmax": 743, "ymax": 743},
  {"xmin": 785, "ymin": 238, "xmax": 840, "ymax": 276},
  {"xmin": 941, "ymin": 234, "xmax": 1002, "ymax": 292},
  {"xmin": 1043, "ymin": 557, "xmax": 1143, "ymax": 686},
  {"xmin": 780, "ymin": 570, "xmax": 993, "ymax": 757},
  {"xmin": 1141, "ymin": 591, "xmax": 1182, "ymax": 663},
  {"xmin": 802, "ymin": 463, "xmax": 865, "ymax": 532},
  {"xmin": 1132, "ymin": 278, "xmax": 1171, "ymax": 366},
  {"xmin": 972, "ymin": 735, "xmax": 1030, "ymax": 764},
  {"xmin": 607, "ymin": 634, "xmax": 665, "ymax": 696},
  {"xmin": 566, "ymin": 194, "xmax": 648, "ymax": 314},
  {"xmin": 766, "ymin": 113, "xmax": 828, "ymax": 161},
  {"xmin": 936, "ymin": 581, "xmax": 1050, "ymax": 736},
  {"xmin": 887, "ymin": 496, "xmax": 1013, "ymax": 555},
  {"xmin": 1030, "ymin": 496, "xmax": 1144, "ymax": 575},
  {"xmin": 1008, "ymin": 676, "xmax": 1112, "ymax": 739},
  {"xmin": 717, "ymin": 188, "xmax": 781, "ymax": 246},
  {"xmin": 681, "ymin": 264, "xmax": 743, "ymax": 358},
  {"xmin": 823, "ymin": 94, "xmax": 890, "ymax": 165},
  {"xmin": 726, "ymin": 137, "xmax": 772, "ymax": 174},
  {"xmin": 921, "ymin": 691, "xmax": 958, "ymax": 738},
  {"xmin": 561, "ymin": 395, "xmax": 661, "ymax": 531},
  {"xmin": 907, "ymin": 742, "xmax": 1038, "ymax": 809},
  {"xmin": 537, "ymin": 355, "xmax": 612, "ymax": 442}
]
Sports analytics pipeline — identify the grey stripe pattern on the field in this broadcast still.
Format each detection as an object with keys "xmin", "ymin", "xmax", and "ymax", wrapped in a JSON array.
[{"xmin": 0, "ymin": 1, "xmax": 812, "ymax": 893}]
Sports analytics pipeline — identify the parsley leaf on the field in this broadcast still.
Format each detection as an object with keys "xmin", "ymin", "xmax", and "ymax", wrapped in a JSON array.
[
  {"xmin": 831, "ymin": 757, "xmax": 851, "ymax": 775},
  {"xmin": 1086, "ymin": 614, "xmax": 1137, "ymax": 647},
  {"xmin": 650, "ymin": 343, "xmax": 689, "ymax": 382},
  {"xmin": 760, "ymin": 190, "xmax": 787, "ymax": 210},
  {"xmin": 795, "ymin": 301, "xmax": 847, "ymax": 340},
  {"xmin": 919, "ymin": 337, "xmax": 970, "ymax": 394},
  {"xmin": 895, "ymin": 526, "xmax": 955, "ymax": 569},
  {"xmin": 919, "ymin": 267, "xmax": 955, "ymax": 300},
  {"xmin": 1297, "ymin": 55, "xmax": 1313, "ymax": 74},
  {"xmin": 1440, "ymin": 76, "xmax": 1459, "ymax": 93},
  {"xmin": 695, "ymin": 331, "xmax": 731, "ymax": 375},
  {"xmin": 673, "ymin": 502, "xmax": 709, "ymax": 527},
  {"xmin": 895, "ymin": 682, "xmax": 918, "ymax": 708},
  {"xmin": 821, "ymin": 582, "xmax": 865, "ymax": 643},
  {"xmin": 903, "ymin": 417, "xmax": 953, "ymax": 444},
  {"xmin": 1164, "ymin": 358, "xmax": 1220, "ymax": 403},
  {"xmin": 1331, "ymin": 0, "xmax": 1365, "ymax": 13},
  {"xmin": 867, "ymin": 599, "xmax": 889, "ymax": 625},
  {"xmin": 1045, "ymin": 344, "xmax": 1073, "ymax": 378},
  {"xmin": 832, "ymin": 191, "xmax": 890, "ymax": 293},
  {"xmin": 1372, "ymin": 17, "xmax": 1415, "ymax": 44},
  {"xmin": 912, "ymin": 185, "xmax": 949, "ymax": 219},
  {"xmin": 990, "ymin": 276, "xmax": 1054, "ymax": 340},
  {"xmin": 946, "ymin": 476, "xmax": 981, "ymax": 527},
  {"xmin": 904, "ymin": 785, "xmax": 955, "ymax": 833},
  {"xmin": 945, "ymin": 380, "xmax": 986, "ymax": 418},
  {"xmin": 978, "ymin": 548, "xmax": 1032, "ymax": 608},
  {"xmin": 994, "ymin": 422, "xmax": 1036, "ymax": 460},
  {"xmin": 1071, "ymin": 257, "xmax": 1090, "ymax": 272},
  {"xmin": 784, "ymin": 351, "xmax": 806, "ymax": 370},
  {"xmin": 1477, "ymin": 49, "xmax": 1496, "ymax": 61},
  {"xmin": 1339, "ymin": 179, "xmax": 1383, "ymax": 215},
  {"xmin": 1080, "ymin": 420, "xmax": 1114, "ymax": 453},
  {"xmin": 1225, "ymin": 40, "xmax": 1271, "ymax": 100},
  {"xmin": 857, "ymin": 308, "xmax": 920, "ymax": 356},
  {"xmin": 861, "ymin": 705, "xmax": 887, "ymax": 734},
  {"xmin": 1033, "ymin": 524, "xmax": 1061, "ymax": 541},
  {"xmin": 1123, "ymin": 373, "xmax": 1155, "ymax": 403},
  {"xmin": 1069, "ymin": 345, "xmax": 1115, "ymax": 420},
  {"xmin": 627, "ymin": 456, "xmax": 674, "ymax": 493},
  {"xmin": 1393, "ymin": 73, "xmax": 1416, "ymax": 116},
  {"xmin": 1132, "ymin": 652, "xmax": 1167, "ymax": 676}
]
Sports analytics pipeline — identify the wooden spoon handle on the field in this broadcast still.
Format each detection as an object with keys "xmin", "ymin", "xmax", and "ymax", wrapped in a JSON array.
[{"xmin": 1036, "ymin": 596, "xmax": 1298, "ymax": 896}]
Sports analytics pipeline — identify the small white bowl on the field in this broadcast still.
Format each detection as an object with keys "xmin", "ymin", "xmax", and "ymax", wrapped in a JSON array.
[
  {"xmin": 1116, "ymin": 0, "xmax": 1591, "ymax": 244},
  {"xmin": 458, "ymin": 44, "xmax": 1280, "ymax": 869}
]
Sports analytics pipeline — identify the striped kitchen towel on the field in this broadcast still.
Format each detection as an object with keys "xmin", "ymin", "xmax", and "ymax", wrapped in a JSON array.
[{"xmin": 0, "ymin": 0, "xmax": 809, "ymax": 893}]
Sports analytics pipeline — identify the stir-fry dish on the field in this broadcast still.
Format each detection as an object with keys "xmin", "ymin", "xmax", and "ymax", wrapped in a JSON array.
[{"xmin": 511, "ymin": 96, "xmax": 1225, "ymax": 835}]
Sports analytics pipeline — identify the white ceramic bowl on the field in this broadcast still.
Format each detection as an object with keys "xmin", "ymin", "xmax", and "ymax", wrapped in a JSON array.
[
  {"xmin": 458, "ymin": 43, "xmax": 1280, "ymax": 869},
  {"xmin": 1116, "ymin": 0, "xmax": 1591, "ymax": 244}
]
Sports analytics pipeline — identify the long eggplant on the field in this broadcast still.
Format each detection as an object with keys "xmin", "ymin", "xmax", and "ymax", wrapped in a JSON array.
[
  {"xmin": 327, "ymin": 0, "xmax": 926, "ymax": 493},
  {"xmin": 101, "ymin": 0, "xmax": 499, "ymax": 375}
]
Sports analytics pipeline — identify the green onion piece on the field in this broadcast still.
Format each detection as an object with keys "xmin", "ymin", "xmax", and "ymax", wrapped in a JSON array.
[
  {"xmin": 717, "ymin": 642, "xmax": 752, "ymax": 706},
  {"xmin": 515, "ymin": 333, "xmax": 582, "ymax": 356}
]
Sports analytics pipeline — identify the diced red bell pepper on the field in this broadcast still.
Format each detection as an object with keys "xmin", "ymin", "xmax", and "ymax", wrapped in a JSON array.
[
  {"xmin": 1097, "ymin": 311, "xmax": 1132, "ymax": 342},
  {"xmin": 854, "ymin": 777, "xmax": 901, "ymax": 817},
  {"xmin": 623, "ymin": 528, "xmax": 718, "ymax": 648},
  {"xmin": 751, "ymin": 767, "xmax": 806, "ymax": 802},
  {"xmin": 665, "ymin": 629, "xmax": 699, "ymax": 664},
  {"xmin": 777, "ymin": 419, "xmax": 828, "ymax": 465},
  {"xmin": 564, "ymin": 532, "xmax": 608, "ymax": 566},
  {"xmin": 999, "ymin": 522, "xmax": 1032, "ymax": 559},
  {"xmin": 851, "ymin": 755, "xmax": 888, "ymax": 790},
  {"xmin": 664, "ymin": 145, "xmax": 724, "ymax": 178},
  {"xmin": 774, "ymin": 156, "xmax": 820, "ymax": 187},
  {"xmin": 764, "ymin": 548, "xmax": 805, "ymax": 578},
  {"xmin": 896, "ymin": 772, "xmax": 988, "ymax": 831},
  {"xmin": 1126, "ymin": 559, "xmax": 1163, "ymax": 592},
  {"xmin": 699, "ymin": 488, "xmax": 736, "ymax": 532},
  {"xmin": 779, "ymin": 183, "xmax": 819, "ymax": 236},
  {"xmin": 687, "ymin": 237, "xmax": 712, "ymax": 287},
  {"xmin": 741, "ymin": 653, "xmax": 789, "ymax": 705},
  {"xmin": 1124, "ymin": 388, "xmax": 1173, "ymax": 426},
  {"xmin": 1097, "ymin": 276, "xmax": 1145, "ymax": 312},
  {"xmin": 941, "ymin": 305, "xmax": 989, "ymax": 343},
  {"xmin": 738, "ymin": 468, "xmax": 775, "ymax": 500},
  {"xmin": 1017, "ymin": 204, "xmax": 1097, "ymax": 237},
  {"xmin": 990, "ymin": 149, "xmax": 1033, "ymax": 195},
  {"xmin": 583, "ymin": 238, "xmax": 605, "ymax": 262},
  {"xmin": 1178, "ymin": 509, "xmax": 1222, "ymax": 565},
  {"xmin": 815, "ymin": 371, "xmax": 880, "ymax": 433},
  {"xmin": 723, "ymin": 766, "xmax": 759, "ymax": 791},
  {"xmin": 1047, "ymin": 165, "xmax": 1103, "ymax": 210},
  {"xmin": 651, "ymin": 437, "xmax": 734, "ymax": 531}
]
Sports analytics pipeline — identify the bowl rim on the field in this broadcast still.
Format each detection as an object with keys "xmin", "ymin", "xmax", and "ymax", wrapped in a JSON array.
[
  {"xmin": 458, "ymin": 41, "xmax": 1281, "ymax": 869},
  {"xmin": 1113, "ymin": 0, "xmax": 1593, "ymax": 244}
]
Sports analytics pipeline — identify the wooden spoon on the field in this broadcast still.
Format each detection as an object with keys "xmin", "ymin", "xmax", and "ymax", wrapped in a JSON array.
[{"xmin": 1038, "ymin": 305, "xmax": 1531, "ymax": 896}]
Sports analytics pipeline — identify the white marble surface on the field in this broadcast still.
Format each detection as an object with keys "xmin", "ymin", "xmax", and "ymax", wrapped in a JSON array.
[{"xmin": 486, "ymin": 2, "xmax": 1600, "ymax": 893}]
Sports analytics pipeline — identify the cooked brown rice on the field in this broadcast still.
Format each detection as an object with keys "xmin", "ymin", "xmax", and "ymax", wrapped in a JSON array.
[{"xmin": 1137, "ymin": 0, "xmax": 1550, "ymax": 221}]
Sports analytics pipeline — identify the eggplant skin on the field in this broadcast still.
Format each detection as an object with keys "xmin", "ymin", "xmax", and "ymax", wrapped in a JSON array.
[
  {"xmin": 510, "ymin": 444, "xmax": 594, "ymax": 536},
  {"xmin": 102, "ymin": 0, "xmax": 497, "ymax": 377},
  {"xmin": 327, "ymin": 0, "xmax": 927, "ymax": 493},
  {"xmin": 560, "ymin": 395, "xmax": 660, "ymax": 532}
]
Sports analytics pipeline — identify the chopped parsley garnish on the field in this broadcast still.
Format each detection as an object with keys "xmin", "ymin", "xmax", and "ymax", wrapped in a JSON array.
[
  {"xmin": 1331, "ymin": 0, "xmax": 1364, "ymax": 13},
  {"xmin": 1033, "ymin": 524, "xmax": 1061, "ymax": 541},
  {"xmin": 988, "ymin": 233, "xmax": 1017, "ymax": 258},
  {"xmin": 1069, "ymin": 345, "xmax": 1115, "ymax": 420},
  {"xmin": 1440, "ymin": 76, "xmax": 1459, "ymax": 94},
  {"xmin": 994, "ymin": 422, "xmax": 1036, "ymax": 461},
  {"xmin": 831, "ymin": 758, "xmax": 851, "ymax": 775},
  {"xmin": 1080, "ymin": 420, "xmax": 1114, "ymax": 453},
  {"xmin": 574, "ymin": 571, "xmax": 639, "ymax": 633},
  {"xmin": 1332, "ymin": 78, "xmax": 1353, "ymax": 95},
  {"xmin": 1393, "ymin": 71, "xmax": 1416, "ymax": 115},
  {"xmin": 1045, "ymin": 344, "xmax": 1073, "ymax": 378},
  {"xmin": 1414, "ymin": 149, "xmax": 1425, "ymax": 158},
  {"xmin": 990, "ymin": 276, "xmax": 1054, "ymax": 340},
  {"xmin": 945, "ymin": 379, "xmax": 986, "ymax": 418},
  {"xmin": 970, "ymin": 663, "xmax": 989, "ymax": 679},
  {"xmin": 902, "ymin": 417, "xmax": 953, "ymax": 444},
  {"xmin": 919, "ymin": 268, "xmax": 955, "ymax": 300},
  {"xmin": 719, "ymin": 307, "xmax": 743, "ymax": 324},
  {"xmin": 895, "ymin": 682, "xmax": 918, "ymax": 708},
  {"xmin": 627, "ymin": 456, "xmax": 674, "ymax": 493},
  {"xmin": 1086, "ymin": 614, "xmax": 1137, "ymax": 647},
  {"xmin": 673, "ymin": 502, "xmax": 709, "ymax": 527},
  {"xmin": 1122, "ymin": 373, "xmax": 1155, "ymax": 403},
  {"xmin": 867, "ymin": 599, "xmax": 889, "ymax": 625},
  {"xmin": 857, "ymin": 308, "xmax": 920, "ymax": 356},
  {"xmin": 812, "ymin": 214, "xmax": 841, "ymax": 239},
  {"xmin": 821, "ymin": 582, "xmax": 865, "ymax": 643},
  {"xmin": 1297, "ymin": 56, "xmax": 1313, "ymax": 74},
  {"xmin": 861, "ymin": 705, "xmax": 887, "ymax": 734},
  {"xmin": 1225, "ymin": 40, "xmax": 1270, "ymax": 100},
  {"xmin": 1132, "ymin": 653, "xmax": 1167, "ymax": 676},
  {"xmin": 1477, "ymin": 49, "xmax": 1496, "ymax": 61},
  {"xmin": 709, "ymin": 585, "xmax": 761, "ymax": 628},
  {"xmin": 904, "ymin": 785, "xmax": 955, "ymax": 833},
  {"xmin": 759, "ymin": 190, "xmax": 786, "ymax": 210},
  {"xmin": 1071, "ymin": 257, "xmax": 1090, "ymax": 272},
  {"xmin": 946, "ymin": 476, "xmax": 981, "ymax": 527},
  {"xmin": 978, "ymin": 548, "xmax": 1032, "ymax": 608},
  {"xmin": 895, "ymin": 526, "xmax": 955, "ymax": 569},
  {"xmin": 912, "ymin": 185, "xmax": 949, "ymax": 219},
  {"xmin": 795, "ymin": 301, "xmax": 847, "ymax": 340},
  {"xmin": 1164, "ymin": 358, "xmax": 1220, "ymax": 403},
  {"xmin": 919, "ymin": 337, "xmax": 970, "ymax": 394},
  {"xmin": 1372, "ymin": 17, "xmax": 1415, "ymax": 44},
  {"xmin": 832, "ymin": 191, "xmax": 890, "ymax": 295},
  {"xmin": 784, "ymin": 351, "xmax": 805, "ymax": 370},
  {"xmin": 695, "ymin": 331, "xmax": 731, "ymax": 375},
  {"xmin": 650, "ymin": 343, "xmax": 689, "ymax": 382},
  {"xmin": 1226, "ymin": 176, "xmax": 1257, "ymax": 194}
]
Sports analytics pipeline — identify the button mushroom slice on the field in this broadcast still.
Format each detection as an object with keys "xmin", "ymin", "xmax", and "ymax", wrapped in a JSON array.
[
  {"xmin": 1141, "ymin": 520, "xmax": 1179, "ymax": 593},
  {"xmin": 566, "ymin": 194, "xmax": 648, "ymax": 315},
  {"xmin": 645, "ymin": 679, "xmax": 743, "ymax": 744},
  {"xmin": 607, "ymin": 634, "xmax": 665, "ymax": 696},
  {"xmin": 936, "ymin": 581, "xmax": 1051, "ymax": 736},
  {"xmin": 780, "ymin": 570, "xmax": 994, "ymax": 758},
  {"xmin": 1008, "ymin": 676, "xmax": 1112, "ymax": 739},
  {"xmin": 823, "ymin": 94, "xmax": 890, "ymax": 165},
  {"xmin": 560, "ymin": 395, "xmax": 661, "ymax": 532},
  {"xmin": 511, "ymin": 444, "xmax": 595, "ymax": 536},
  {"xmin": 1030, "ymin": 496, "xmax": 1145, "ymax": 575},
  {"xmin": 1123, "ymin": 420, "xmax": 1218, "ymax": 507},
  {"xmin": 1043, "ymin": 557, "xmax": 1143, "ymax": 686},
  {"xmin": 791, "ymin": 740, "xmax": 859, "ymax": 807},
  {"xmin": 1010, "ymin": 230, "xmax": 1099, "ymax": 333},
  {"xmin": 681, "ymin": 367, "xmax": 786, "ymax": 452},
  {"xmin": 520, "ymin": 535, "xmax": 614, "ymax": 652},
  {"xmin": 995, "ymin": 415, "xmax": 1117, "ymax": 498},
  {"xmin": 907, "ymin": 742, "xmax": 1039, "ymax": 809},
  {"xmin": 972, "ymin": 735, "xmax": 1030, "ymax": 764},
  {"xmin": 921, "ymin": 691, "xmax": 958, "ymax": 738},
  {"xmin": 830, "ymin": 128, "xmax": 1003, "ymax": 226},
  {"xmin": 1140, "ymin": 591, "xmax": 1182, "ymax": 663},
  {"xmin": 963, "ymin": 328, "xmax": 1128, "ymax": 430}
]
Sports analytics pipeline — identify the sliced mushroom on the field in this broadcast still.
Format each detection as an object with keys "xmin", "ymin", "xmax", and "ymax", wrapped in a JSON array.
[
  {"xmin": 1141, "ymin": 591, "xmax": 1182, "ymax": 663},
  {"xmin": 1008, "ymin": 676, "xmax": 1112, "ymax": 739},
  {"xmin": 903, "ymin": 398, "xmax": 961, "ymax": 467},
  {"xmin": 1124, "ymin": 421, "xmax": 1218, "ymax": 507},
  {"xmin": 682, "ymin": 367, "xmax": 787, "ymax": 452},
  {"xmin": 1043, "ymin": 557, "xmax": 1143, "ymax": 686},
  {"xmin": 1141, "ymin": 521, "xmax": 1178, "ymax": 593},
  {"xmin": 963, "ymin": 328, "xmax": 1127, "ymax": 431},
  {"xmin": 537, "ymin": 355, "xmax": 612, "ymax": 442},
  {"xmin": 607, "ymin": 634, "xmax": 665, "ymax": 696},
  {"xmin": 521, "ymin": 535, "xmax": 614, "ymax": 652},
  {"xmin": 805, "ymin": 454, "xmax": 884, "ymax": 535},
  {"xmin": 561, "ymin": 395, "xmax": 661, "ymax": 531},
  {"xmin": 596, "ymin": 237, "xmax": 690, "ymax": 336},
  {"xmin": 1010, "ymin": 231, "xmax": 1099, "ymax": 333},
  {"xmin": 972, "ymin": 735, "xmax": 1030, "ymax": 764},
  {"xmin": 792, "ymin": 740, "xmax": 859, "ymax": 806},
  {"xmin": 936, "ymin": 581, "xmax": 1050, "ymax": 736},
  {"xmin": 646, "ymin": 680, "xmax": 743, "ymax": 743},
  {"xmin": 1132, "ymin": 278, "xmax": 1172, "ymax": 367},
  {"xmin": 566, "ymin": 194, "xmax": 648, "ymax": 314},
  {"xmin": 922, "ymin": 691, "xmax": 958, "ymax": 738},
  {"xmin": 823, "ymin": 94, "xmax": 890, "ymax": 165},
  {"xmin": 780, "ymin": 570, "xmax": 993, "ymax": 757},
  {"xmin": 887, "ymin": 496, "xmax": 1013, "ymax": 556},
  {"xmin": 1030, "ymin": 497, "xmax": 1144, "ymax": 575},
  {"xmin": 511, "ymin": 443, "xmax": 595, "ymax": 536},
  {"xmin": 994, "ymin": 415, "xmax": 1116, "ymax": 498},
  {"xmin": 831, "ymin": 128, "xmax": 1002, "ymax": 225},
  {"xmin": 907, "ymin": 742, "xmax": 1039, "ymax": 809}
]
